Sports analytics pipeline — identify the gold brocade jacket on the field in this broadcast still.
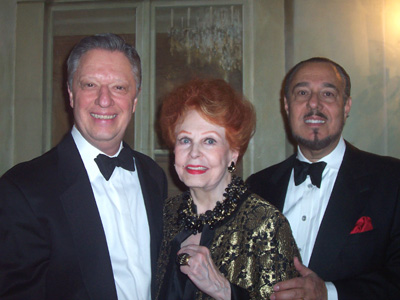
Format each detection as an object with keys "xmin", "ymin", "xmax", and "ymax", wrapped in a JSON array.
[{"xmin": 155, "ymin": 190, "xmax": 300, "ymax": 299}]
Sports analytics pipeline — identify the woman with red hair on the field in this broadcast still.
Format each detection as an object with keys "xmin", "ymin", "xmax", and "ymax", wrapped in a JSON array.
[{"xmin": 155, "ymin": 78, "xmax": 299, "ymax": 299}]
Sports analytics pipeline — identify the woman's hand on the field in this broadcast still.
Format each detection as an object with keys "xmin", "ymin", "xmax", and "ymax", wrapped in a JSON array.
[{"xmin": 178, "ymin": 244, "xmax": 231, "ymax": 300}]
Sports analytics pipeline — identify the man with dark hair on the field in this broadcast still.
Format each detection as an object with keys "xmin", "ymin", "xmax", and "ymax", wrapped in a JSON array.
[
  {"xmin": 0, "ymin": 33, "xmax": 167, "ymax": 300},
  {"xmin": 247, "ymin": 57, "xmax": 400, "ymax": 300}
]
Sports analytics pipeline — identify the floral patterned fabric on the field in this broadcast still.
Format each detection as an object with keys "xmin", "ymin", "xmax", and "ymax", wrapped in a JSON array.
[{"xmin": 155, "ymin": 178, "xmax": 300, "ymax": 299}]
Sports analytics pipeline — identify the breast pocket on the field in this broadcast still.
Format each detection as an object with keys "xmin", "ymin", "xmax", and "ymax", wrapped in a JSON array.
[{"xmin": 337, "ymin": 229, "xmax": 385, "ymax": 276}]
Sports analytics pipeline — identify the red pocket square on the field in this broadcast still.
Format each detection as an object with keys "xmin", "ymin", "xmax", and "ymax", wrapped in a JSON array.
[{"xmin": 350, "ymin": 216, "xmax": 373, "ymax": 234}]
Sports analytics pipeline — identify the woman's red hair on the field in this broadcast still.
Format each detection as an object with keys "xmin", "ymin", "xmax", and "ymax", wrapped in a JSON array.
[{"xmin": 159, "ymin": 78, "xmax": 256, "ymax": 160}]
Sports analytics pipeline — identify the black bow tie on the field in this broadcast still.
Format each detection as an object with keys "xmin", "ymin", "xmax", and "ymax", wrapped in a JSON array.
[
  {"xmin": 293, "ymin": 159, "xmax": 327, "ymax": 188},
  {"xmin": 94, "ymin": 147, "xmax": 135, "ymax": 181}
]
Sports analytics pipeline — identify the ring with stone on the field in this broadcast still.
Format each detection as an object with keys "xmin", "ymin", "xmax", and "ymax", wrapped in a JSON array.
[{"xmin": 176, "ymin": 253, "xmax": 191, "ymax": 266}]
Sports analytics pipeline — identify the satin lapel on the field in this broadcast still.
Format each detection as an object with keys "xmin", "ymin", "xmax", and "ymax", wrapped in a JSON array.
[
  {"xmin": 57, "ymin": 135, "xmax": 118, "ymax": 300},
  {"xmin": 269, "ymin": 155, "xmax": 296, "ymax": 211},
  {"xmin": 133, "ymin": 154, "xmax": 164, "ymax": 290},
  {"xmin": 309, "ymin": 144, "xmax": 371, "ymax": 278}
]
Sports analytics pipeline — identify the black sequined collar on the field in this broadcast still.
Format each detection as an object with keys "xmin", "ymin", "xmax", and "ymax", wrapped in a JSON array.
[{"xmin": 177, "ymin": 176, "xmax": 249, "ymax": 234}]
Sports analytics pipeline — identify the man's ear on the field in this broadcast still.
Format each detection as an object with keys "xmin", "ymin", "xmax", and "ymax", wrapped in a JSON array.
[
  {"xmin": 132, "ymin": 87, "xmax": 141, "ymax": 113},
  {"xmin": 68, "ymin": 85, "xmax": 74, "ymax": 108},
  {"xmin": 284, "ymin": 96, "xmax": 289, "ymax": 116},
  {"xmin": 132, "ymin": 98, "xmax": 138, "ymax": 114},
  {"xmin": 344, "ymin": 96, "xmax": 352, "ymax": 119}
]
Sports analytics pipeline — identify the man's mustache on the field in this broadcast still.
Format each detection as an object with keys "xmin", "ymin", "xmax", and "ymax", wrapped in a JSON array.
[{"xmin": 303, "ymin": 110, "xmax": 328, "ymax": 120}]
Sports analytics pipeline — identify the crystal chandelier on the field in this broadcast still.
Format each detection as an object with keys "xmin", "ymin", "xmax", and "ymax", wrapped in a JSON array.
[{"xmin": 169, "ymin": 6, "xmax": 243, "ymax": 76}]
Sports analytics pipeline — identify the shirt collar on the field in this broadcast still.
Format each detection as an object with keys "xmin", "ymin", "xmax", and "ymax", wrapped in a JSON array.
[{"xmin": 297, "ymin": 137, "xmax": 346, "ymax": 171}]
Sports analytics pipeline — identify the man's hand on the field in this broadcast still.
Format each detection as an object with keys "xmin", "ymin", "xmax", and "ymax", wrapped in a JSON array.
[{"xmin": 270, "ymin": 257, "xmax": 327, "ymax": 300}]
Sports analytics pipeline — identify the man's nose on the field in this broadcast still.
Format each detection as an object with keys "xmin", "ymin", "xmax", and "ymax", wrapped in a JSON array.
[
  {"xmin": 307, "ymin": 92, "xmax": 321, "ymax": 110},
  {"xmin": 96, "ymin": 86, "xmax": 113, "ymax": 108}
]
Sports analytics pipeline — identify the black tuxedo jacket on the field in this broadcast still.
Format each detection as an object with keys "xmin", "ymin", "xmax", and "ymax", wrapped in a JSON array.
[
  {"xmin": 247, "ymin": 142, "xmax": 400, "ymax": 300},
  {"xmin": 0, "ymin": 133, "xmax": 167, "ymax": 300}
]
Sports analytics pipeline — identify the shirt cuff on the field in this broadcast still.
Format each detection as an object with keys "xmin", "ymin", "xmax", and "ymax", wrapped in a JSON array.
[{"xmin": 325, "ymin": 281, "xmax": 338, "ymax": 300}]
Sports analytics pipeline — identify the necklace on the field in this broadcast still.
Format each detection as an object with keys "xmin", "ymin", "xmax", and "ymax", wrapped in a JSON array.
[{"xmin": 177, "ymin": 175, "xmax": 249, "ymax": 234}]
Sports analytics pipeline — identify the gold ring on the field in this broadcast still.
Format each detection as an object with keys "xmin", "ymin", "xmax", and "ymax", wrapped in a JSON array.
[{"xmin": 176, "ymin": 253, "xmax": 191, "ymax": 266}]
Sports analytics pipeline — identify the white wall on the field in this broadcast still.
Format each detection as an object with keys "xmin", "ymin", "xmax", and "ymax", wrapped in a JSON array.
[
  {"xmin": 1, "ymin": 0, "xmax": 399, "ymax": 176},
  {"xmin": 0, "ymin": 0, "xmax": 16, "ymax": 175}
]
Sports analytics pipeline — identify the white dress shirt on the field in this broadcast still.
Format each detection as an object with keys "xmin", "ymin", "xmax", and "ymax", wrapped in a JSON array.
[
  {"xmin": 283, "ymin": 137, "xmax": 346, "ymax": 300},
  {"xmin": 72, "ymin": 126, "xmax": 151, "ymax": 300}
]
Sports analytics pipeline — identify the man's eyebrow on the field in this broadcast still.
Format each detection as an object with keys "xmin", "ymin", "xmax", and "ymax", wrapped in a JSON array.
[
  {"xmin": 292, "ymin": 82, "xmax": 339, "ymax": 92},
  {"xmin": 322, "ymin": 82, "xmax": 339, "ymax": 91},
  {"xmin": 292, "ymin": 82, "xmax": 309, "ymax": 91}
]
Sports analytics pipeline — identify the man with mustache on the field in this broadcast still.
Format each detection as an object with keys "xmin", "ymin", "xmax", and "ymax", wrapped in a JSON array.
[{"xmin": 247, "ymin": 57, "xmax": 400, "ymax": 300}]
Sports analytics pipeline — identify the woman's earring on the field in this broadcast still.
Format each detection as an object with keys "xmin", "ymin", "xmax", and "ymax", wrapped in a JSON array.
[{"xmin": 228, "ymin": 161, "xmax": 236, "ymax": 173}]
